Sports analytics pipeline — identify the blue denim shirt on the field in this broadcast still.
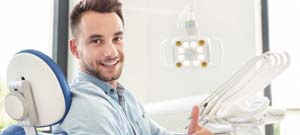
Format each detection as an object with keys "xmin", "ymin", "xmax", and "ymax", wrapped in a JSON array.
[{"xmin": 59, "ymin": 71, "xmax": 175, "ymax": 135}]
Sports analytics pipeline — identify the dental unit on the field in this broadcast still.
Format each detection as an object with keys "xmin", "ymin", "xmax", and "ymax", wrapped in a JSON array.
[{"xmin": 192, "ymin": 52, "xmax": 290, "ymax": 135}]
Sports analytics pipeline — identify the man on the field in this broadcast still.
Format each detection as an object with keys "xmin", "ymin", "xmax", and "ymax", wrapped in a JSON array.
[{"xmin": 61, "ymin": 0, "xmax": 212, "ymax": 135}]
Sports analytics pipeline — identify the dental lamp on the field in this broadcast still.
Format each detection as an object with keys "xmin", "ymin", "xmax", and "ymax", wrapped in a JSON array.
[
  {"xmin": 160, "ymin": 3, "xmax": 223, "ymax": 70},
  {"xmin": 3, "ymin": 50, "xmax": 71, "ymax": 135}
]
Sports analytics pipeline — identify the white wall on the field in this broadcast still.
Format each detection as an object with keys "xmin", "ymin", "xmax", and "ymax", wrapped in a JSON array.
[
  {"xmin": 268, "ymin": 0, "xmax": 300, "ymax": 134},
  {"xmin": 0, "ymin": 0, "xmax": 54, "ymax": 79},
  {"xmin": 119, "ymin": 0, "xmax": 262, "ymax": 132}
]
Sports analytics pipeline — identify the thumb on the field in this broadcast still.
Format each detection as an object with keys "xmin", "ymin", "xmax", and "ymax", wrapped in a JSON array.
[{"xmin": 189, "ymin": 105, "xmax": 200, "ymax": 128}]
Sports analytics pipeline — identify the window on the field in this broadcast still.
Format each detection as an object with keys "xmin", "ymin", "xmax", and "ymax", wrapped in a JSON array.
[
  {"xmin": 268, "ymin": 0, "xmax": 300, "ymax": 134},
  {"xmin": 0, "ymin": 0, "xmax": 54, "ymax": 130}
]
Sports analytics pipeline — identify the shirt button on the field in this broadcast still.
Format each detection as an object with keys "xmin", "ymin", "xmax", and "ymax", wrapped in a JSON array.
[{"xmin": 110, "ymin": 89, "xmax": 114, "ymax": 93}]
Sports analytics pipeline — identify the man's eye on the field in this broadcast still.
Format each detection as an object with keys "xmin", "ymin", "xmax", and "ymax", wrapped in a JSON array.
[
  {"xmin": 113, "ymin": 37, "xmax": 123, "ymax": 42},
  {"xmin": 90, "ymin": 39, "xmax": 101, "ymax": 44}
]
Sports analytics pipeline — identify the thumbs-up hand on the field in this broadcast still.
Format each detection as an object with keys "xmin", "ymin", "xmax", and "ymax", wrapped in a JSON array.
[{"xmin": 188, "ymin": 105, "xmax": 213, "ymax": 135}]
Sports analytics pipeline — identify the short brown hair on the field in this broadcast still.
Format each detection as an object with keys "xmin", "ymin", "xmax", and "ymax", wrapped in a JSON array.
[{"xmin": 70, "ymin": 0, "xmax": 124, "ymax": 38}]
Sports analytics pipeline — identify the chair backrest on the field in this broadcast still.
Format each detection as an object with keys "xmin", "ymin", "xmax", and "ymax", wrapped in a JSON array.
[{"xmin": 3, "ymin": 49, "xmax": 72, "ymax": 135}]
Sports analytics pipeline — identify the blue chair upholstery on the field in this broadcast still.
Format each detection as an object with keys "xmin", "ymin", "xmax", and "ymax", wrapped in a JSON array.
[{"xmin": 1, "ymin": 125, "xmax": 25, "ymax": 135}]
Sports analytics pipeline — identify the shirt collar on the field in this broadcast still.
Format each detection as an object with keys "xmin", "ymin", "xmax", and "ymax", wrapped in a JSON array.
[{"xmin": 76, "ymin": 71, "xmax": 125, "ymax": 95}]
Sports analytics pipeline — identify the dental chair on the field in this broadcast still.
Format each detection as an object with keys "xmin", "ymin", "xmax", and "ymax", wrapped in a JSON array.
[{"xmin": 2, "ymin": 49, "xmax": 72, "ymax": 135}]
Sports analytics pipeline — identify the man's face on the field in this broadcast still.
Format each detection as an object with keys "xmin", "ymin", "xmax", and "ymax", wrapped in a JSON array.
[{"xmin": 71, "ymin": 11, "xmax": 124, "ymax": 85}]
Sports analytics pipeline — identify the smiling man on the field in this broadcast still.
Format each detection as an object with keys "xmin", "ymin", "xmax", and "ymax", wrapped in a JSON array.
[
  {"xmin": 70, "ymin": 11, "xmax": 124, "ymax": 88},
  {"xmin": 60, "ymin": 0, "xmax": 213, "ymax": 135}
]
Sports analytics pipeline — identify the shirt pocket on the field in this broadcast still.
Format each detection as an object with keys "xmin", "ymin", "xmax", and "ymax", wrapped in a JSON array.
[{"xmin": 135, "ymin": 115, "xmax": 151, "ymax": 135}]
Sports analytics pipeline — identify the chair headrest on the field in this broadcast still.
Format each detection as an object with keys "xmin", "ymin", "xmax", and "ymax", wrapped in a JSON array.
[{"xmin": 5, "ymin": 49, "xmax": 72, "ymax": 127}]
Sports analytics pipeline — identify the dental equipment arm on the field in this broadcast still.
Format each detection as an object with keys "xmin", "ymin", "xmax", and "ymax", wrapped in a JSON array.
[{"xmin": 190, "ymin": 52, "xmax": 290, "ymax": 135}]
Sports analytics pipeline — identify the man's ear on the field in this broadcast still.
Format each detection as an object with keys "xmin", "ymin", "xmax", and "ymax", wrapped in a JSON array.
[{"xmin": 69, "ymin": 39, "xmax": 80, "ymax": 59}]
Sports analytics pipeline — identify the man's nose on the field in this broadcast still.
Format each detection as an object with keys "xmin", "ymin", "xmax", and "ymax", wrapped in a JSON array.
[{"xmin": 103, "ymin": 42, "xmax": 118, "ymax": 58}]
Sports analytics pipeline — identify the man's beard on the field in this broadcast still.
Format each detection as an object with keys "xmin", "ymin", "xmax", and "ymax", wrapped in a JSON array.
[{"xmin": 82, "ymin": 60, "xmax": 122, "ymax": 82}]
